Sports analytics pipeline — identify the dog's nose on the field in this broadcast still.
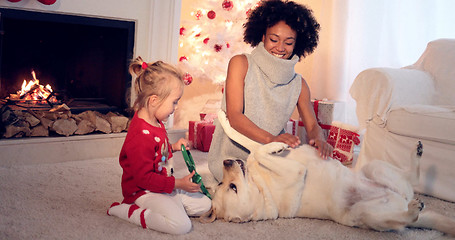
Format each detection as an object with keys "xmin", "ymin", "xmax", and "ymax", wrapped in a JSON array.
[{"xmin": 223, "ymin": 159, "xmax": 235, "ymax": 167}]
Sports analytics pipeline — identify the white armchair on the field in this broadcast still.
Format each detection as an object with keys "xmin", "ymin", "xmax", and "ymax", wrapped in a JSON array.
[{"xmin": 350, "ymin": 39, "xmax": 455, "ymax": 202}]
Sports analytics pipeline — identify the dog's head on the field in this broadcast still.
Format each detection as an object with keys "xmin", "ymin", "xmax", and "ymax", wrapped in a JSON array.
[{"xmin": 200, "ymin": 159, "xmax": 257, "ymax": 223}]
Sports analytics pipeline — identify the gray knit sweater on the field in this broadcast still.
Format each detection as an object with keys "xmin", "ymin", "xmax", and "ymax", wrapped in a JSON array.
[{"xmin": 207, "ymin": 42, "xmax": 302, "ymax": 181}]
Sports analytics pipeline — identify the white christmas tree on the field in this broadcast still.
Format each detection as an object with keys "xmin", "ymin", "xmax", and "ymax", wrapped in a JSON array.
[{"xmin": 178, "ymin": 0, "xmax": 260, "ymax": 85}]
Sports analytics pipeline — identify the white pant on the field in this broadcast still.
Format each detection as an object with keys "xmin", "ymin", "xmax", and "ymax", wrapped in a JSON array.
[{"xmin": 134, "ymin": 190, "xmax": 211, "ymax": 234}]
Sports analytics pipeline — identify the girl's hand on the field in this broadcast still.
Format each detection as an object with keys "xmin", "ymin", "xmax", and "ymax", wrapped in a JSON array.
[
  {"xmin": 171, "ymin": 138, "xmax": 189, "ymax": 152},
  {"xmin": 270, "ymin": 133, "xmax": 301, "ymax": 148},
  {"xmin": 309, "ymin": 139, "xmax": 333, "ymax": 159},
  {"xmin": 174, "ymin": 171, "xmax": 200, "ymax": 193}
]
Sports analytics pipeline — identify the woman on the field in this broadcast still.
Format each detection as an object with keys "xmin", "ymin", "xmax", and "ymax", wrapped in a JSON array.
[{"xmin": 208, "ymin": 0, "xmax": 332, "ymax": 181}]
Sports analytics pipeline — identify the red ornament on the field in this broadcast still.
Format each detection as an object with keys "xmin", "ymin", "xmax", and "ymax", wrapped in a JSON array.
[
  {"xmin": 183, "ymin": 72, "xmax": 193, "ymax": 85},
  {"xmin": 214, "ymin": 44, "xmax": 223, "ymax": 52},
  {"xmin": 37, "ymin": 0, "xmax": 57, "ymax": 5},
  {"xmin": 7, "ymin": 0, "xmax": 22, "ymax": 2},
  {"xmin": 195, "ymin": 10, "xmax": 203, "ymax": 20},
  {"xmin": 179, "ymin": 56, "xmax": 188, "ymax": 62},
  {"xmin": 222, "ymin": 0, "xmax": 234, "ymax": 11},
  {"xmin": 246, "ymin": 8, "xmax": 252, "ymax": 17},
  {"xmin": 203, "ymin": 38, "xmax": 210, "ymax": 44},
  {"xmin": 226, "ymin": 42, "xmax": 230, "ymax": 48},
  {"xmin": 207, "ymin": 10, "xmax": 216, "ymax": 20},
  {"xmin": 179, "ymin": 27, "xmax": 186, "ymax": 36}
]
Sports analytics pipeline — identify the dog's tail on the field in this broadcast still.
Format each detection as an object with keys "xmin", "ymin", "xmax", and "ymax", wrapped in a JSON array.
[
  {"xmin": 409, "ymin": 210, "xmax": 455, "ymax": 237},
  {"xmin": 217, "ymin": 110, "xmax": 261, "ymax": 152}
]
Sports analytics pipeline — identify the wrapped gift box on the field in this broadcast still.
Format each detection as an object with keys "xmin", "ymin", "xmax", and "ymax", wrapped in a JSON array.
[
  {"xmin": 199, "ymin": 99, "xmax": 221, "ymax": 120},
  {"xmin": 286, "ymin": 99, "xmax": 344, "ymax": 143},
  {"xmin": 189, "ymin": 120, "xmax": 216, "ymax": 152},
  {"xmin": 310, "ymin": 99, "xmax": 345, "ymax": 127},
  {"xmin": 285, "ymin": 119, "xmax": 299, "ymax": 136},
  {"xmin": 327, "ymin": 121, "xmax": 360, "ymax": 165}
]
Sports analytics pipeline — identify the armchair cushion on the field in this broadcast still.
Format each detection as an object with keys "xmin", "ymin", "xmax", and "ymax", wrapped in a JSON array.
[{"xmin": 387, "ymin": 105, "xmax": 455, "ymax": 144}]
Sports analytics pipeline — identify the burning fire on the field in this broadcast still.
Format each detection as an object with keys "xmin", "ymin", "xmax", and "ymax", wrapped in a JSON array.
[{"xmin": 10, "ymin": 71, "xmax": 58, "ymax": 104}]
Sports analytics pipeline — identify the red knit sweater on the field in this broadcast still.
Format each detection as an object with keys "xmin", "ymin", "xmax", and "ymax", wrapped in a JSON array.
[{"xmin": 119, "ymin": 113, "xmax": 175, "ymax": 204}]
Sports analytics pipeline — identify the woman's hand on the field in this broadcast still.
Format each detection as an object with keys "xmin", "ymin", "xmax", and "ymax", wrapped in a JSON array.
[
  {"xmin": 171, "ymin": 138, "xmax": 189, "ymax": 152},
  {"xmin": 174, "ymin": 171, "xmax": 200, "ymax": 193},
  {"xmin": 309, "ymin": 138, "xmax": 333, "ymax": 159},
  {"xmin": 270, "ymin": 133, "xmax": 301, "ymax": 148}
]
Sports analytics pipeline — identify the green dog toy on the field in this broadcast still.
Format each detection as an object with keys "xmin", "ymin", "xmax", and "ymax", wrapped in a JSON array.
[{"xmin": 181, "ymin": 144, "xmax": 212, "ymax": 199}]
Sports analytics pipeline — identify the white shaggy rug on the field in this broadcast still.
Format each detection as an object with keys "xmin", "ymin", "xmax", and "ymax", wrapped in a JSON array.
[{"xmin": 1, "ymin": 150, "xmax": 454, "ymax": 240}]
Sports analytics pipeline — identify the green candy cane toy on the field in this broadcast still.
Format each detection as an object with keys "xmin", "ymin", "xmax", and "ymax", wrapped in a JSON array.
[{"xmin": 181, "ymin": 144, "xmax": 212, "ymax": 199}]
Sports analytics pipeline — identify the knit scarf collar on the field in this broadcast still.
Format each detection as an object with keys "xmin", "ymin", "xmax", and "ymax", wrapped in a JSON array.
[{"xmin": 250, "ymin": 42, "xmax": 299, "ymax": 85}]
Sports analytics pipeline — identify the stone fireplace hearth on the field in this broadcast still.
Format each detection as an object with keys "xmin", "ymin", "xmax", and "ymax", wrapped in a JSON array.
[{"xmin": 0, "ymin": 133, "xmax": 126, "ymax": 167}]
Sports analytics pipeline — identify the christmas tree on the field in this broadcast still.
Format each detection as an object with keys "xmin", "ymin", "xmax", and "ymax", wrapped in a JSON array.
[{"xmin": 178, "ymin": 0, "xmax": 260, "ymax": 85}]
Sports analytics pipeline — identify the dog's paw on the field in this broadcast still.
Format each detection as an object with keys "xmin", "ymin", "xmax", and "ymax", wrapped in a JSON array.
[
  {"xmin": 265, "ymin": 142, "xmax": 289, "ymax": 155},
  {"xmin": 409, "ymin": 198, "xmax": 424, "ymax": 211},
  {"xmin": 413, "ymin": 198, "xmax": 425, "ymax": 211},
  {"xmin": 408, "ymin": 199, "xmax": 425, "ymax": 221}
]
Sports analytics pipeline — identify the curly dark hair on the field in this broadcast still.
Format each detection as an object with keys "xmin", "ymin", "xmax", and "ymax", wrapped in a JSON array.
[{"xmin": 243, "ymin": 0, "xmax": 320, "ymax": 59}]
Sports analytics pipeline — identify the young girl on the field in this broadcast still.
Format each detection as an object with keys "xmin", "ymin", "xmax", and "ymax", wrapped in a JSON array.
[{"xmin": 108, "ymin": 57, "xmax": 211, "ymax": 235}]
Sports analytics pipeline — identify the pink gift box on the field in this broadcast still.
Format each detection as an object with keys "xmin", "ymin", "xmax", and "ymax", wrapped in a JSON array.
[{"xmin": 189, "ymin": 120, "xmax": 216, "ymax": 152}]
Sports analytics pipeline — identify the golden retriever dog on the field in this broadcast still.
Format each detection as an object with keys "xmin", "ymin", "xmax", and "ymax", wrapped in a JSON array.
[{"xmin": 201, "ymin": 110, "xmax": 455, "ymax": 236}]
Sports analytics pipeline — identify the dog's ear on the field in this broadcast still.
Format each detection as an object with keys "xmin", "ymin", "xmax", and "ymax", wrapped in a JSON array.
[{"xmin": 199, "ymin": 207, "xmax": 217, "ymax": 223}]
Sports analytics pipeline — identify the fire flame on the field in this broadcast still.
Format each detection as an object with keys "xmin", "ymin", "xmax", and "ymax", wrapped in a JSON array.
[{"xmin": 13, "ymin": 71, "xmax": 58, "ymax": 104}]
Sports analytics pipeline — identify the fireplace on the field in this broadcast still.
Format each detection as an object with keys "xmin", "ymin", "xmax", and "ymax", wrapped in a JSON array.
[
  {"xmin": 0, "ymin": 8, "xmax": 135, "ymax": 113},
  {"xmin": 0, "ymin": 1, "xmax": 183, "ymax": 165}
]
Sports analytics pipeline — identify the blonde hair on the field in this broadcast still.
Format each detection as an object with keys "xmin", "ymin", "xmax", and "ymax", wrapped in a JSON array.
[{"xmin": 129, "ymin": 57, "xmax": 184, "ymax": 111}]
